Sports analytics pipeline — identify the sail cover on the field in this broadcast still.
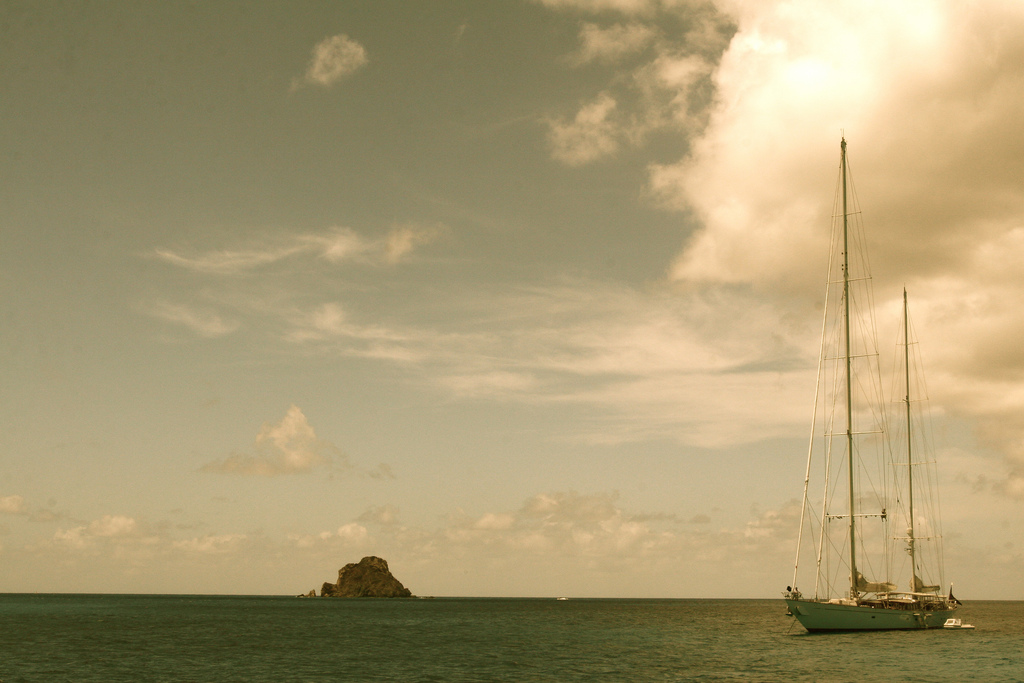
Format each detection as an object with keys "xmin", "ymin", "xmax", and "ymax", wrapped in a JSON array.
[
  {"xmin": 912, "ymin": 575, "xmax": 940, "ymax": 593},
  {"xmin": 856, "ymin": 572, "xmax": 897, "ymax": 593}
]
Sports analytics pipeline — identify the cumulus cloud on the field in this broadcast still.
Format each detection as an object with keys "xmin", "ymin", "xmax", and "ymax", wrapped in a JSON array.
[
  {"xmin": 0, "ymin": 495, "xmax": 26, "ymax": 515},
  {"xmin": 9, "ymin": 493, "xmax": 825, "ymax": 597},
  {"xmin": 659, "ymin": 0, "xmax": 1024, "ymax": 293},
  {"xmin": 358, "ymin": 505, "xmax": 401, "ymax": 526},
  {"xmin": 571, "ymin": 22, "xmax": 657, "ymax": 65},
  {"xmin": 547, "ymin": 93, "xmax": 623, "ymax": 165},
  {"xmin": 287, "ymin": 522, "xmax": 370, "ymax": 550},
  {"xmin": 53, "ymin": 514, "xmax": 143, "ymax": 549},
  {"xmin": 545, "ymin": 2, "xmax": 732, "ymax": 164},
  {"xmin": 89, "ymin": 515, "xmax": 137, "ymax": 537},
  {"xmin": 449, "ymin": 489, "xmax": 776, "ymax": 562},
  {"xmin": 199, "ymin": 406, "xmax": 389, "ymax": 478},
  {"xmin": 546, "ymin": 57, "xmax": 716, "ymax": 165},
  {"xmin": 280, "ymin": 489, "xmax": 801, "ymax": 595},
  {"xmin": 201, "ymin": 405, "xmax": 334, "ymax": 476},
  {"xmin": 645, "ymin": 0, "xmax": 1024, "ymax": 492},
  {"xmin": 172, "ymin": 533, "xmax": 248, "ymax": 554},
  {"xmin": 293, "ymin": 34, "xmax": 368, "ymax": 90}
]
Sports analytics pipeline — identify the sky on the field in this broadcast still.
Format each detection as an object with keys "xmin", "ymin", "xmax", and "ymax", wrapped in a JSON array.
[{"xmin": 2, "ymin": 0, "xmax": 1023, "ymax": 598}]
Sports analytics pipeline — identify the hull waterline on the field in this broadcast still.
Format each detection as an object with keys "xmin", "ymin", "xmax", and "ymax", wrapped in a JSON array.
[{"xmin": 786, "ymin": 599, "xmax": 956, "ymax": 631}]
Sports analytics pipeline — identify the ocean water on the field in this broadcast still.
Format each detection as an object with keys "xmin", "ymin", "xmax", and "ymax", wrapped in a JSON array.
[{"xmin": 0, "ymin": 595, "xmax": 1020, "ymax": 682}]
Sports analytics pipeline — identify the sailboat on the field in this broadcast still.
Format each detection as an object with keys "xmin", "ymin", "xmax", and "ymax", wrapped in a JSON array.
[{"xmin": 784, "ymin": 138, "xmax": 959, "ymax": 631}]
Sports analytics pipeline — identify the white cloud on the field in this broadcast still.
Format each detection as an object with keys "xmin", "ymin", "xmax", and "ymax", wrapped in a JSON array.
[
  {"xmin": 153, "ymin": 244, "xmax": 307, "ymax": 274},
  {"xmin": 153, "ymin": 229, "xmax": 362, "ymax": 275},
  {"xmin": 155, "ymin": 225, "xmax": 446, "ymax": 276},
  {"xmin": 0, "ymin": 495, "xmax": 25, "ymax": 515},
  {"xmin": 406, "ymin": 490, "xmax": 801, "ymax": 595},
  {"xmin": 294, "ymin": 34, "xmax": 368, "ymax": 90},
  {"xmin": 28, "ymin": 492, "xmax": 750, "ymax": 595},
  {"xmin": 172, "ymin": 533, "xmax": 247, "ymax": 554},
  {"xmin": 572, "ymin": 22, "xmax": 657, "ymax": 64},
  {"xmin": 198, "ymin": 406, "xmax": 388, "ymax": 478},
  {"xmin": 545, "ymin": 3, "xmax": 729, "ymax": 165},
  {"xmin": 336, "ymin": 522, "xmax": 368, "ymax": 542},
  {"xmin": 537, "ymin": 0, "xmax": 659, "ymax": 13},
  {"xmin": 546, "ymin": 59, "xmax": 716, "ymax": 165},
  {"xmin": 149, "ymin": 225, "xmax": 448, "ymax": 347},
  {"xmin": 384, "ymin": 224, "xmax": 449, "ymax": 264},
  {"xmin": 201, "ymin": 405, "xmax": 332, "ymax": 476},
  {"xmin": 52, "ymin": 514, "xmax": 143, "ymax": 550},
  {"xmin": 474, "ymin": 512, "xmax": 515, "ymax": 530},
  {"xmin": 358, "ymin": 505, "xmax": 401, "ymax": 526},
  {"xmin": 647, "ymin": 0, "xmax": 1024, "ymax": 490},
  {"xmin": 53, "ymin": 526, "xmax": 89, "ymax": 549},
  {"xmin": 660, "ymin": 0, "xmax": 1024, "ymax": 292},
  {"xmin": 89, "ymin": 515, "xmax": 137, "ymax": 537},
  {"xmin": 147, "ymin": 302, "xmax": 239, "ymax": 338},
  {"xmin": 547, "ymin": 92, "xmax": 622, "ymax": 165},
  {"xmin": 287, "ymin": 522, "xmax": 371, "ymax": 550},
  {"xmin": 311, "ymin": 228, "xmax": 375, "ymax": 263},
  {"xmin": 257, "ymin": 405, "xmax": 324, "ymax": 472},
  {"xmin": 283, "ymin": 302, "xmax": 423, "ymax": 363},
  {"xmin": 16, "ymin": 489, "xmax": 1002, "ymax": 597},
  {"xmin": 153, "ymin": 224, "xmax": 810, "ymax": 451},
  {"xmin": 422, "ymin": 280, "xmax": 812, "ymax": 447}
]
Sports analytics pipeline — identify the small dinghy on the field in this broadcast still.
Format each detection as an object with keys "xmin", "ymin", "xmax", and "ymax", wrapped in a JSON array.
[{"xmin": 943, "ymin": 618, "xmax": 975, "ymax": 629}]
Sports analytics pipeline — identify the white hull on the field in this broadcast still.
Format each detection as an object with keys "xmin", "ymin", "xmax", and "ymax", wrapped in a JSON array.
[{"xmin": 786, "ymin": 599, "xmax": 956, "ymax": 631}]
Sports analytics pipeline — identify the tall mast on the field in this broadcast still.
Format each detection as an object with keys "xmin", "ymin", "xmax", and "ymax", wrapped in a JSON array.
[
  {"xmin": 842, "ymin": 137, "xmax": 858, "ymax": 599},
  {"xmin": 904, "ymin": 288, "xmax": 917, "ymax": 590}
]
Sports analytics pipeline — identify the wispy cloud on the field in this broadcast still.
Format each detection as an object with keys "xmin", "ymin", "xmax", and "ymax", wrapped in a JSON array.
[
  {"xmin": 154, "ymin": 225, "xmax": 446, "ymax": 276},
  {"xmin": 146, "ymin": 302, "xmax": 240, "ymax": 338},
  {"xmin": 281, "ymin": 278, "xmax": 810, "ymax": 448},
  {"xmin": 292, "ymin": 34, "xmax": 368, "ymax": 90},
  {"xmin": 151, "ymin": 243, "xmax": 814, "ymax": 448},
  {"xmin": 537, "ymin": 0, "xmax": 659, "ymax": 13},
  {"xmin": 384, "ymin": 224, "xmax": 450, "ymax": 264},
  {"xmin": 153, "ymin": 244, "xmax": 309, "ymax": 275},
  {"xmin": 283, "ymin": 302, "xmax": 425, "ymax": 363}
]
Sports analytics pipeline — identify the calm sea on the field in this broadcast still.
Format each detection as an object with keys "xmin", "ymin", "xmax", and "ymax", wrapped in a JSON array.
[{"xmin": 0, "ymin": 595, "xmax": 1020, "ymax": 682}]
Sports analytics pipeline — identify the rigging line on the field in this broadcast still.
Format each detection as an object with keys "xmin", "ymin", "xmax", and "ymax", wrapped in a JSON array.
[
  {"xmin": 793, "ymin": 268, "xmax": 832, "ymax": 592},
  {"xmin": 794, "ymin": 159, "xmax": 843, "ymax": 591}
]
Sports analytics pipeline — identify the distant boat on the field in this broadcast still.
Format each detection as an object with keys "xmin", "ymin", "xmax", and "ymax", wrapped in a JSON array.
[
  {"xmin": 943, "ymin": 618, "xmax": 974, "ymax": 629},
  {"xmin": 556, "ymin": 597, "xmax": 569, "ymax": 601},
  {"xmin": 784, "ymin": 138, "xmax": 960, "ymax": 631}
]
